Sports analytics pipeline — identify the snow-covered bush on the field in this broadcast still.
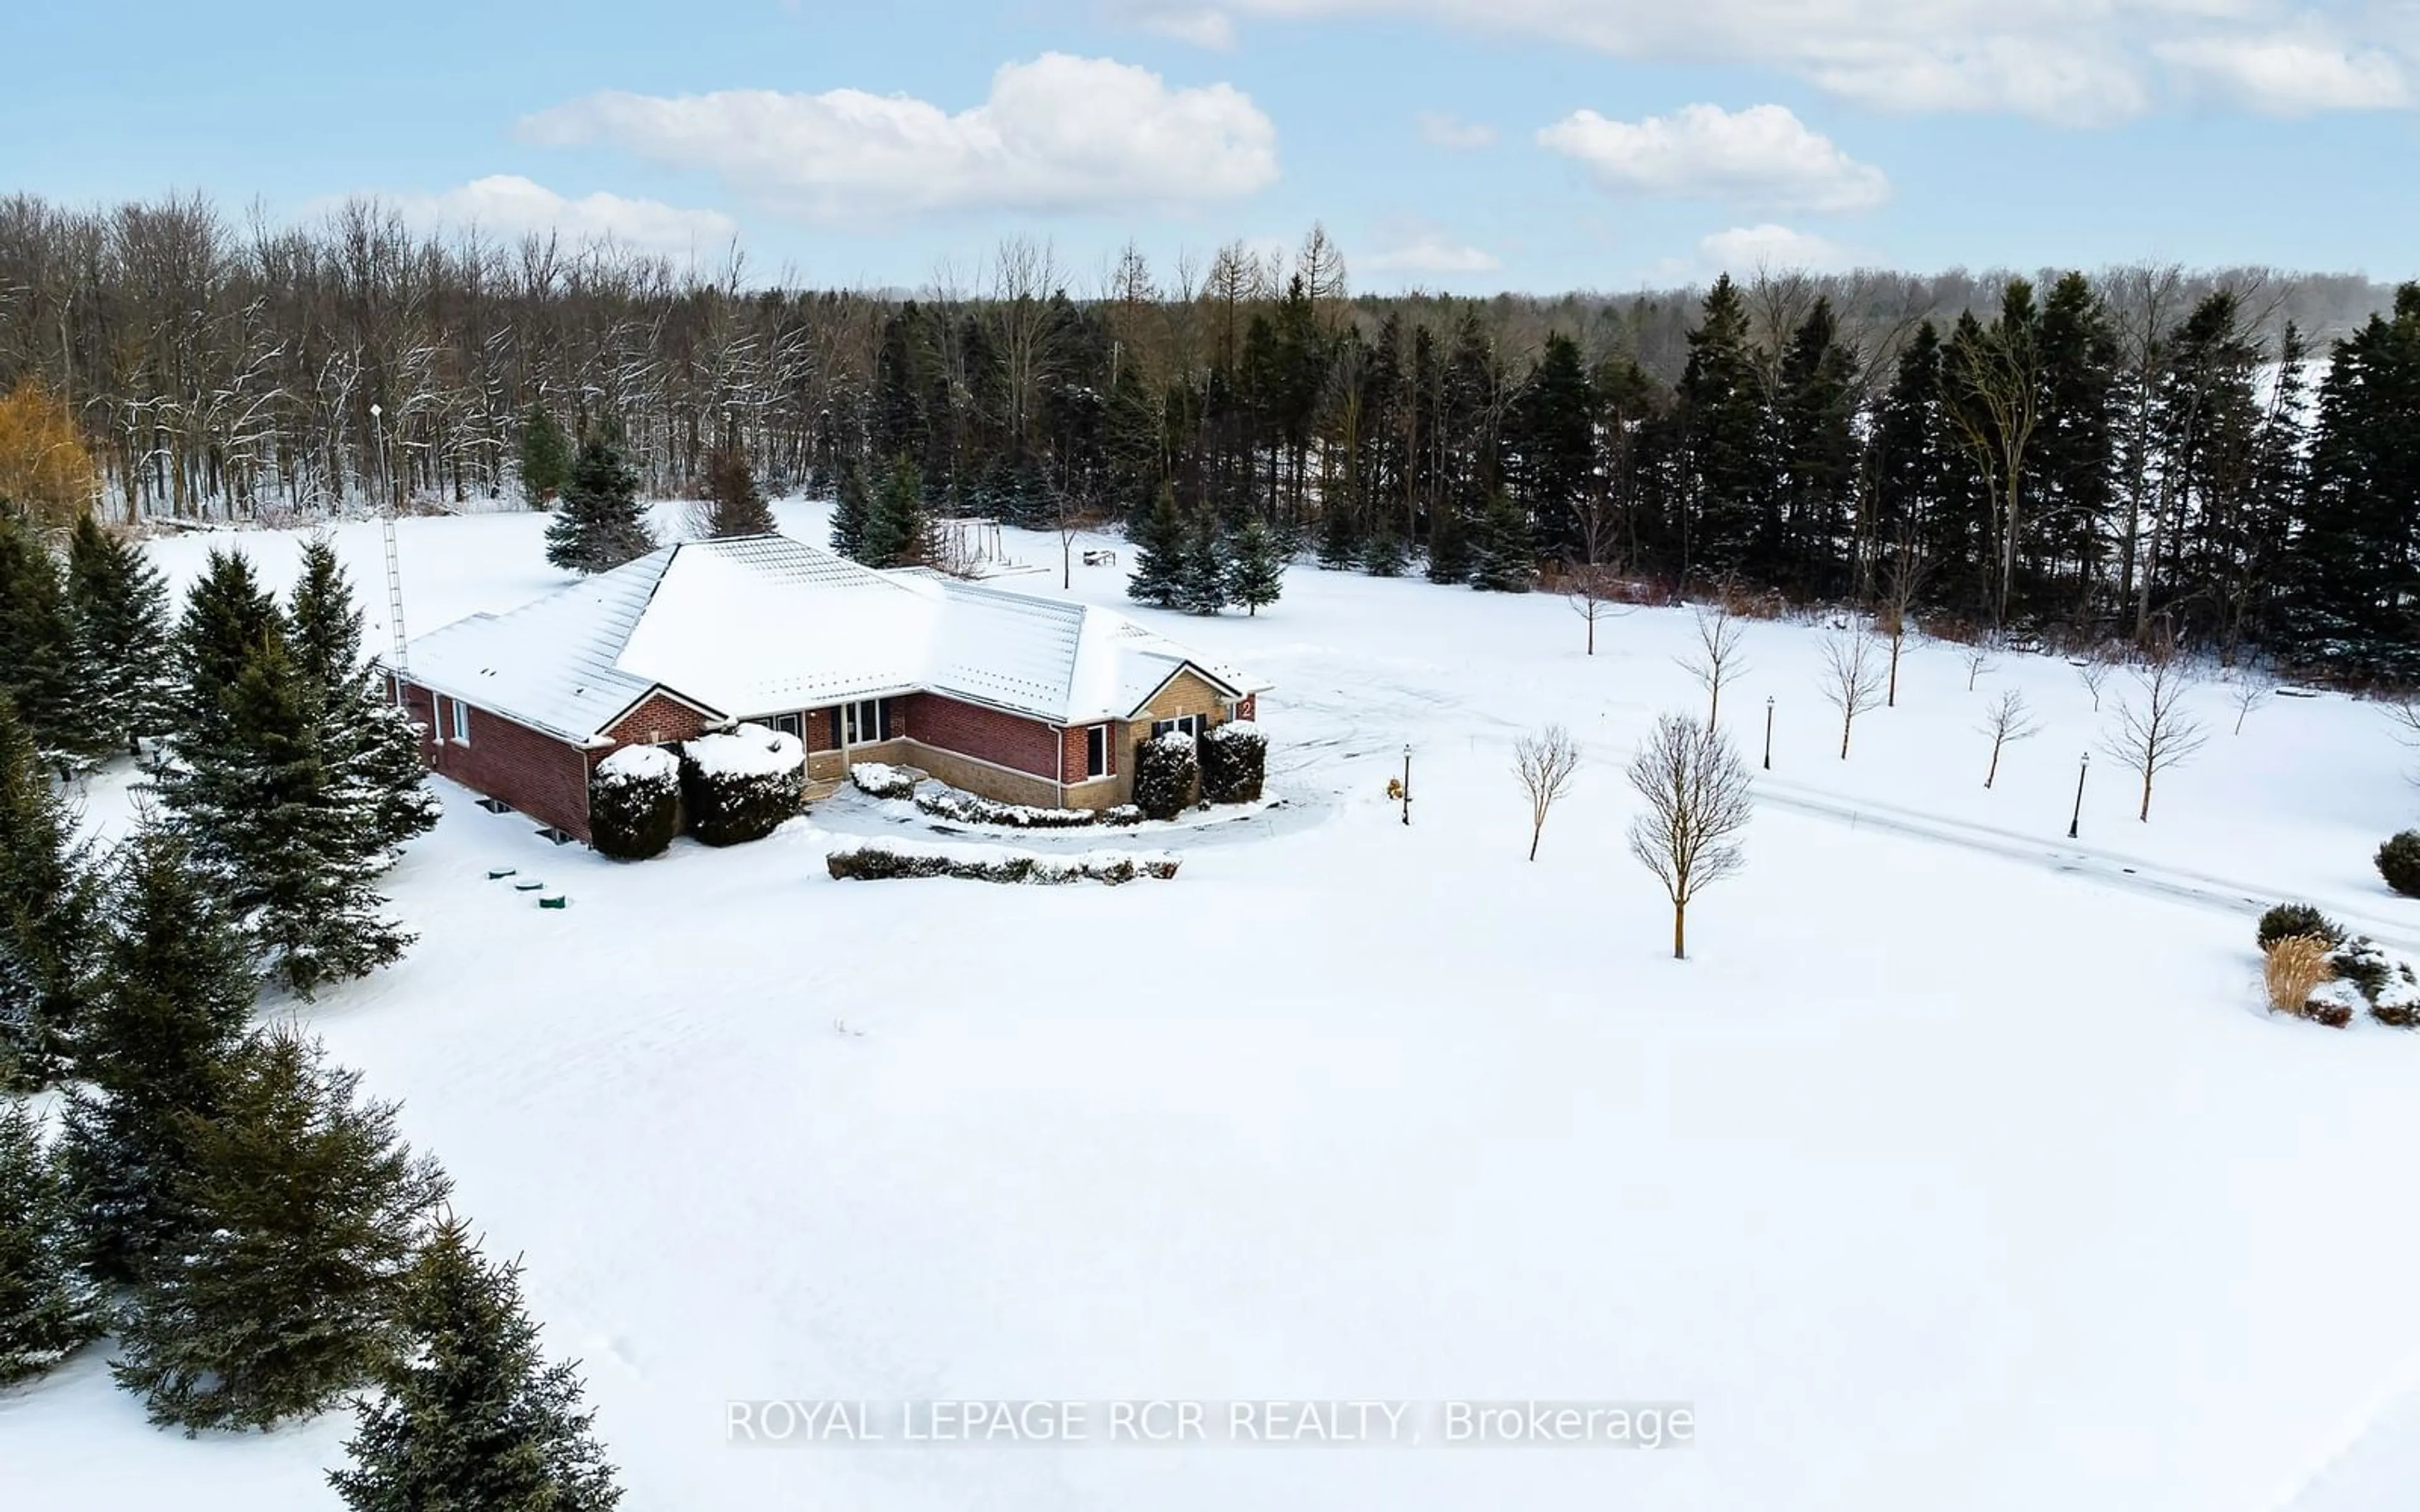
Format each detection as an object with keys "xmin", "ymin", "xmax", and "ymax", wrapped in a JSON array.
[
  {"xmin": 678, "ymin": 723, "xmax": 805, "ymax": 847},
  {"xmin": 2301, "ymin": 981, "xmax": 2359, "ymax": 1029},
  {"xmin": 825, "ymin": 837, "xmax": 1178, "ymax": 885},
  {"xmin": 848, "ymin": 762, "xmax": 918, "ymax": 800},
  {"xmin": 2372, "ymin": 963, "xmax": 2420, "ymax": 1028},
  {"xmin": 590, "ymin": 744, "xmax": 683, "ymax": 861},
  {"xmin": 2257, "ymin": 902, "xmax": 2344, "ymax": 953},
  {"xmin": 915, "ymin": 786, "xmax": 1102, "ymax": 828},
  {"xmin": 2329, "ymin": 936, "xmax": 2394, "ymax": 1002},
  {"xmin": 2377, "ymin": 831, "xmax": 2420, "ymax": 897},
  {"xmin": 1197, "ymin": 721, "xmax": 1267, "ymax": 805},
  {"xmin": 1131, "ymin": 730, "xmax": 1201, "ymax": 821}
]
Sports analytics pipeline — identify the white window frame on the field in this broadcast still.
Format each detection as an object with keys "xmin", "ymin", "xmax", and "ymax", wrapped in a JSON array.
[
  {"xmin": 1151, "ymin": 714, "xmax": 1204, "ymax": 741},
  {"xmin": 1084, "ymin": 724, "xmax": 1110, "ymax": 779},
  {"xmin": 844, "ymin": 699, "xmax": 886, "ymax": 745},
  {"xmin": 771, "ymin": 712, "xmax": 804, "ymax": 741},
  {"xmin": 449, "ymin": 697, "xmax": 471, "ymax": 745}
]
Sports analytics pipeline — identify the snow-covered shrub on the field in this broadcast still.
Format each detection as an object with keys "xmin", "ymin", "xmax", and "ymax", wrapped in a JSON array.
[
  {"xmin": 2378, "ymin": 830, "xmax": 2420, "ymax": 897},
  {"xmin": 2302, "ymin": 981, "xmax": 2360, "ymax": 1028},
  {"xmin": 848, "ymin": 762, "xmax": 918, "ymax": 800},
  {"xmin": 1131, "ymin": 730, "xmax": 1201, "ymax": 821},
  {"xmin": 589, "ymin": 744, "xmax": 683, "ymax": 861},
  {"xmin": 914, "ymin": 786, "xmax": 1103, "ymax": 828},
  {"xmin": 1197, "ymin": 722, "xmax": 1266, "ymax": 805},
  {"xmin": 2373, "ymin": 962, "xmax": 2420, "ymax": 1028},
  {"xmin": 679, "ymin": 723, "xmax": 805, "ymax": 847},
  {"xmin": 825, "ymin": 837, "xmax": 1178, "ymax": 885},
  {"xmin": 2257, "ymin": 902, "xmax": 2344, "ymax": 953},
  {"xmin": 2329, "ymin": 936, "xmax": 2394, "ymax": 1003}
]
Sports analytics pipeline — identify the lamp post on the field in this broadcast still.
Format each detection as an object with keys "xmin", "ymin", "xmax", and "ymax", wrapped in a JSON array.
[
  {"xmin": 2068, "ymin": 750, "xmax": 2090, "ymax": 839},
  {"xmin": 1763, "ymin": 696, "xmax": 1775, "ymax": 770},
  {"xmin": 1400, "ymin": 743, "xmax": 1412, "ymax": 827}
]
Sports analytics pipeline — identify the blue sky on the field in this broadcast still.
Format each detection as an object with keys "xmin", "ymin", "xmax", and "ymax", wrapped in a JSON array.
[{"xmin": 9, "ymin": 0, "xmax": 2419, "ymax": 292}]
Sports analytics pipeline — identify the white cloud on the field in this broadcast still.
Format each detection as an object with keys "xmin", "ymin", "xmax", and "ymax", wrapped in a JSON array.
[
  {"xmin": 1357, "ymin": 234, "xmax": 1503, "ymax": 274},
  {"xmin": 520, "ymin": 54, "xmax": 1279, "ymax": 222},
  {"xmin": 2157, "ymin": 30, "xmax": 2411, "ymax": 113},
  {"xmin": 1129, "ymin": 6, "xmax": 1240, "ymax": 49},
  {"xmin": 1538, "ymin": 103, "xmax": 1890, "ymax": 212},
  {"xmin": 367, "ymin": 176, "xmax": 738, "ymax": 253},
  {"xmin": 1199, "ymin": 0, "xmax": 2417, "ymax": 123},
  {"xmin": 1415, "ymin": 110, "xmax": 1499, "ymax": 149},
  {"xmin": 1695, "ymin": 222, "xmax": 1853, "ymax": 273}
]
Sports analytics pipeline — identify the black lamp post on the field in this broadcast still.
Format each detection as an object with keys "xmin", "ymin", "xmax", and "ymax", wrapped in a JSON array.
[
  {"xmin": 2068, "ymin": 750, "xmax": 2090, "ymax": 839},
  {"xmin": 1400, "ymin": 743, "xmax": 1412, "ymax": 826},
  {"xmin": 1763, "ymin": 696, "xmax": 1775, "ymax": 770}
]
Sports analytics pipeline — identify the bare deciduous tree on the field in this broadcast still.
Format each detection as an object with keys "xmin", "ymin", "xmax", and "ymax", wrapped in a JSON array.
[
  {"xmin": 1978, "ymin": 689, "xmax": 2039, "ymax": 788},
  {"xmin": 1963, "ymin": 636, "xmax": 1998, "ymax": 692},
  {"xmin": 1559, "ymin": 562, "xmax": 1630, "ymax": 655},
  {"xmin": 1626, "ymin": 714, "xmax": 1753, "ymax": 959},
  {"xmin": 1819, "ymin": 629, "xmax": 1886, "ymax": 759},
  {"xmin": 1514, "ymin": 725, "xmax": 1582, "ymax": 861},
  {"xmin": 2103, "ymin": 653, "xmax": 2208, "ymax": 821},
  {"xmin": 1875, "ymin": 535, "xmax": 1928, "ymax": 707},
  {"xmin": 2228, "ymin": 673, "xmax": 2273, "ymax": 735},
  {"xmin": 1677, "ymin": 599, "xmax": 1748, "ymax": 727},
  {"xmin": 2074, "ymin": 655, "xmax": 2112, "ymax": 712}
]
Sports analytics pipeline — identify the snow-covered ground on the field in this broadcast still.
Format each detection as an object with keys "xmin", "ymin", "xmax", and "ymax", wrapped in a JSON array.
[{"xmin": 10, "ymin": 501, "xmax": 2420, "ymax": 1511}]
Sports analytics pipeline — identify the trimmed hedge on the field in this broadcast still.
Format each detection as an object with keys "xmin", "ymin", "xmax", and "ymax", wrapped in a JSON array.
[
  {"xmin": 826, "ymin": 839, "xmax": 1178, "ymax": 885},
  {"xmin": 679, "ymin": 723, "xmax": 806, "ymax": 847},
  {"xmin": 1132, "ymin": 730, "xmax": 1201, "ymax": 821},
  {"xmin": 2380, "ymin": 830, "xmax": 2420, "ymax": 898},
  {"xmin": 1197, "ymin": 722, "xmax": 1267, "ymax": 805},
  {"xmin": 591, "ymin": 745, "xmax": 683, "ymax": 860},
  {"xmin": 916, "ymin": 786, "xmax": 1125, "ymax": 828}
]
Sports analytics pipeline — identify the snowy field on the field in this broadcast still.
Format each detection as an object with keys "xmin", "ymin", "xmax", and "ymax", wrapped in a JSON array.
[{"xmin": 10, "ymin": 500, "xmax": 2420, "ymax": 1510}]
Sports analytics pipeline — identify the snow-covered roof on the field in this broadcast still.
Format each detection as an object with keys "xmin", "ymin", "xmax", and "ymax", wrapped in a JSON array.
[{"xmin": 388, "ymin": 532, "xmax": 1266, "ymax": 744}]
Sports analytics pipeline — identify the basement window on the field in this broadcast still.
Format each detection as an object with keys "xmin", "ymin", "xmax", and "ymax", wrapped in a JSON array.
[{"xmin": 1085, "ymin": 724, "xmax": 1109, "ymax": 779}]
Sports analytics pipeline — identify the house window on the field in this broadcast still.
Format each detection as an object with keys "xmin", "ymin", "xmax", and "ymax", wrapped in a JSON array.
[
  {"xmin": 1151, "ymin": 714, "xmax": 1205, "ymax": 740},
  {"xmin": 1084, "ymin": 724, "xmax": 1110, "ymax": 779},
  {"xmin": 771, "ymin": 713, "xmax": 804, "ymax": 740},
  {"xmin": 844, "ymin": 699, "xmax": 890, "ymax": 744},
  {"xmin": 449, "ymin": 697, "xmax": 471, "ymax": 744}
]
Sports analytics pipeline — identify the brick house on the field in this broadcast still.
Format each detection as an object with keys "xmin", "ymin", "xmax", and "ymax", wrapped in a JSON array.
[{"xmin": 383, "ymin": 533, "xmax": 1268, "ymax": 845}]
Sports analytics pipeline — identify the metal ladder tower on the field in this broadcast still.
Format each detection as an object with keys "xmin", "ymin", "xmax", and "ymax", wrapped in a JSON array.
[{"xmin": 372, "ymin": 403, "xmax": 408, "ymax": 683}]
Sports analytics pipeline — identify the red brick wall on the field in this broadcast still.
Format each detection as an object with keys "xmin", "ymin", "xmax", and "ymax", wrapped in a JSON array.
[
  {"xmin": 1057, "ymin": 723, "xmax": 1118, "ymax": 784},
  {"xmin": 604, "ymin": 692, "xmax": 713, "ymax": 747},
  {"xmin": 400, "ymin": 680, "xmax": 595, "ymax": 842},
  {"xmin": 899, "ymin": 692, "xmax": 1060, "ymax": 778}
]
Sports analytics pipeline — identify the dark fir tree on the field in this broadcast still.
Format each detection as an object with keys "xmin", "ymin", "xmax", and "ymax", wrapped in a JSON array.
[
  {"xmin": 1225, "ymin": 517, "xmax": 1285, "ymax": 615},
  {"xmin": 517, "ymin": 406, "xmax": 571, "ymax": 508},
  {"xmin": 701, "ymin": 445, "xmax": 776, "ymax": 538},
  {"xmin": 828, "ymin": 461, "xmax": 871, "ymax": 563},
  {"xmin": 1766, "ymin": 298, "xmax": 1859, "ymax": 594},
  {"xmin": 59, "ymin": 824, "xmax": 256, "ymax": 1285},
  {"xmin": 1126, "ymin": 483, "xmax": 1185, "ymax": 609},
  {"xmin": 1676, "ymin": 275, "xmax": 1768, "ymax": 579},
  {"xmin": 1175, "ymin": 512, "xmax": 1231, "ymax": 614},
  {"xmin": 1509, "ymin": 333, "xmax": 1596, "ymax": 562},
  {"xmin": 0, "ymin": 694, "xmax": 98, "ymax": 1087},
  {"xmin": 282, "ymin": 541, "xmax": 438, "ymax": 865},
  {"xmin": 328, "ymin": 1215, "xmax": 623, "ymax": 1512},
  {"xmin": 66, "ymin": 513, "xmax": 173, "ymax": 756},
  {"xmin": 544, "ymin": 431, "xmax": 654, "ymax": 575},
  {"xmin": 1317, "ymin": 491, "xmax": 1362, "ymax": 569},
  {"xmin": 1469, "ymin": 488, "xmax": 1538, "ymax": 592},
  {"xmin": 172, "ymin": 547, "xmax": 282, "ymax": 752},
  {"xmin": 859, "ymin": 454, "xmax": 929, "ymax": 569},
  {"xmin": 2031, "ymin": 273, "xmax": 2119, "ymax": 615},
  {"xmin": 1361, "ymin": 529, "xmax": 1408, "ymax": 578},
  {"xmin": 1424, "ymin": 497, "xmax": 1473, "ymax": 585},
  {"xmin": 0, "ymin": 1099, "xmax": 100, "ymax": 1384},
  {"xmin": 114, "ymin": 1024, "xmax": 450, "ymax": 1433},
  {"xmin": 289, "ymin": 537, "xmax": 366, "ymax": 705},
  {"xmin": 0, "ymin": 506, "xmax": 86, "ymax": 764}
]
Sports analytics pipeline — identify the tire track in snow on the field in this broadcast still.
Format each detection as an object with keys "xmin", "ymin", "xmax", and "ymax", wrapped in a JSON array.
[{"xmin": 1751, "ymin": 776, "xmax": 2420, "ymax": 956}]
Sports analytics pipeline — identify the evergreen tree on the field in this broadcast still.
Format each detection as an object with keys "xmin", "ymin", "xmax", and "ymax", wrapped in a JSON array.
[
  {"xmin": 329, "ymin": 1215, "xmax": 624, "ymax": 1512},
  {"xmin": 1175, "ymin": 512, "xmax": 1231, "ymax": 614},
  {"xmin": 828, "ymin": 462, "xmax": 871, "ymax": 562},
  {"xmin": 1766, "ymin": 298, "xmax": 1858, "ymax": 594},
  {"xmin": 516, "ymin": 406, "xmax": 571, "ymax": 508},
  {"xmin": 1126, "ymin": 483, "xmax": 1186, "ymax": 608},
  {"xmin": 1676, "ymin": 275, "xmax": 1768, "ymax": 578},
  {"xmin": 1425, "ymin": 497, "xmax": 1473, "ymax": 584},
  {"xmin": 59, "ymin": 825, "xmax": 255, "ymax": 1285},
  {"xmin": 2032, "ymin": 273, "xmax": 2119, "ymax": 614},
  {"xmin": 858, "ymin": 454, "xmax": 930, "ymax": 569},
  {"xmin": 1509, "ymin": 333, "xmax": 1596, "ymax": 561},
  {"xmin": 0, "ymin": 1099, "xmax": 100, "ymax": 1384},
  {"xmin": 701, "ymin": 445, "xmax": 776, "ymax": 538},
  {"xmin": 66, "ymin": 513, "xmax": 173, "ymax": 756},
  {"xmin": 285, "ymin": 542, "xmax": 439, "ymax": 868},
  {"xmin": 172, "ymin": 548, "xmax": 282, "ymax": 752},
  {"xmin": 289, "ymin": 537, "xmax": 366, "ymax": 705},
  {"xmin": 0, "ymin": 505, "xmax": 86, "ymax": 763},
  {"xmin": 543, "ymin": 432, "xmax": 653, "ymax": 575},
  {"xmin": 1469, "ymin": 488, "xmax": 1538, "ymax": 592},
  {"xmin": 1224, "ymin": 517, "xmax": 1285, "ymax": 615},
  {"xmin": 0, "ymin": 694, "xmax": 98, "ymax": 1087},
  {"xmin": 1316, "ymin": 495, "xmax": 1361, "ymax": 569},
  {"xmin": 114, "ymin": 1024, "xmax": 451, "ymax": 1433},
  {"xmin": 1361, "ymin": 529, "xmax": 1408, "ymax": 578}
]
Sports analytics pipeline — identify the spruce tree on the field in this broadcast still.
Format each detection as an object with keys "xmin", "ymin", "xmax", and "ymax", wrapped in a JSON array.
[
  {"xmin": 0, "ymin": 694, "xmax": 98, "ymax": 1087},
  {"xmin": 1317, "ymin": 497, "xmax": 1361, "ymax": 569},
  {"xmin": 1225, "ymin": 517, "xmax": 1285, "ymax": 615},
  {"xmin": 1469, "ymin": 488, "xmax": 1538, "ymax": 592},
  {"xmin": 829, "ymin": 461, "xmax": 871, "ymax": 562},
  {"xmin": 172, "ymin": 548, "xmax": 282, "ymax": 752},
  {"xmin": 1425, "ymin": 498, "xmax": 1472, "ymax": 585},
  {"xmin": 860, "ymin": 454, "xmax": 929, "ymax": 568},
  {"xmin": 0, "ymin": 505, "xmax": 85, "ymax": 764},
  {"xmin": 1175, "ymin": 512, "xmax": 1231, "ymax": 615},
  {"xmin": 1509, "ymin": 333, "xmax": 1595, "ymax": 561},
  {"xmin": 115, "ymin": 1024, "xmax": 451, "ymax": 1433},
  {"xmin": 329, "ymin": 1216, "xmax": 624, "ymax": 1512},
  {"xmin": 284, "ymin": 541, "xmax": 438, "ymax": 869},
  {"xmin": 1126, "ymin": 483, "xmax": 1185, "ymax": 608},
  {"xmin": 1361, "ymin": 529, "xmax": 1408, "ymax": 578},
  {"xmin": 544, "ymin": 432, "xmax": 654, "ymax": 575},
  {"xmin": 517, "ymin": 406, "xmax": 571, "ymax": 508},
  {"xmin": 701, "ymin": 445, "xmax": 776, "ymax": 538},
  {"xmin": 0, "ymin": 1099, "xmax": 100, "ymax": 1385},
  {"xmin": 66, "ymin": 512, "xmax": 173, "ymax": 756},
  {"xmin": 59, "ymin": 824, "xmax": 256, "ymax": 1285},
  {"xmin": 1677, "ymin": 275, "xmax": 1768, "ymax": 577}
]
